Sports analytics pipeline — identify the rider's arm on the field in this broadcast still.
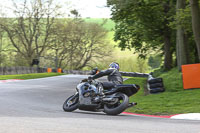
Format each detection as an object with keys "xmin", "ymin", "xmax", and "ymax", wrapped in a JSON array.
[{"xmin": 90, "ymin": 69, "xmax": 114, "ymax": 79}]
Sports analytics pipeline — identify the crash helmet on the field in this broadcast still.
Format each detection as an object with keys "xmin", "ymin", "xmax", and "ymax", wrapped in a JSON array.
[{"xmin": 109, "ymin": 62, "xmax": 119, "ymax": 70}]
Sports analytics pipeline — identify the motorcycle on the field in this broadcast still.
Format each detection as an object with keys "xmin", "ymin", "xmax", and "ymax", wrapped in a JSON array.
[{"xmin": 63, "ymin": 79, "xmax": 140, "ymax": 115}]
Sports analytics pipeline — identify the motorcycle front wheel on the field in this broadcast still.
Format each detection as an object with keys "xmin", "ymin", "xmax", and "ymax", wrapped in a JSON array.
[
  {"xmin": 104, "ymin": 93, "xmax": 129, "ymax": 115},
  {"xmin": 63, "ymin": 93, "xmax": 79, "ymax": 112}
]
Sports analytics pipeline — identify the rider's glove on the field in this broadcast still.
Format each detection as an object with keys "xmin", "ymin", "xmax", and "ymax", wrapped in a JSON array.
[
  {"xmin": 88, "ymin": 76, "xmax": 93, "ymax": 80},
  {"xmin": 81, "ymin": 78, "xmax": 88, "ymax": 82}
]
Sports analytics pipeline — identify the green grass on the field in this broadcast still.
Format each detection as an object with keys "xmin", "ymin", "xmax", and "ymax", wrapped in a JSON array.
[
  {"xmin": 0, "ymin": 73, "xmax": 66, "ymax": 80},
  {"xmin": 159, "ymin": 68, "xmax": 184, "ymax": 92},
  {"xmin": 124, "ymin": 68, "xmax": 200, "ymax": 115}
]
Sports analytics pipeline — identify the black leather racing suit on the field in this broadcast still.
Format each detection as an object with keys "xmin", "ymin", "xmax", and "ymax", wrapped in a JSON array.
[{"xmin": 90, "ymin": 68, "xmax": 123, "ymax": 90}]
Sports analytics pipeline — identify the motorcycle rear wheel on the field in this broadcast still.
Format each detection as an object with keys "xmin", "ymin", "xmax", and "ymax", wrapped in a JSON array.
[
  {"xmin": 63, "ymin": 93, "xmax": 79, "ymax": 112},
  {"xmin": 104, "ymin": 93, "xmax": 129, "ymax": 115}
]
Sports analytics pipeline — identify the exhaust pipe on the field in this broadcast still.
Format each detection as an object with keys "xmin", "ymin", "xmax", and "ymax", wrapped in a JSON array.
[{"xmin": 127, "ymin": 102, "xmax": 137, "ymax": 108}]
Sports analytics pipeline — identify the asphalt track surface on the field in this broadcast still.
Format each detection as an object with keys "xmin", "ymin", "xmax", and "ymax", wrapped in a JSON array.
[{"xmin": 0, "ymin": 75, "xmax": 199, "ymax": 133}]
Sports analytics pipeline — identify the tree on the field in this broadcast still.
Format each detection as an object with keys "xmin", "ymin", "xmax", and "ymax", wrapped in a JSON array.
[
  {"xmin": 190, "ymin": 0, "xmax": 200, "ymax": 61},
  {"xmin": 48, "ymin": 19, "xmax": 113, "ymax": 70},
  {"xmin": 176, "ymin": 0, "xmax": 189, "ymax": 71},
  {"xmin": 0, "ymin": 6, "xmax": 8, "ymax": 66},
  {"xmin": 169, "ymin": 0, "xmax": 199, "ymax": 65},
  {"xmin": 148, "ymin": 55, "xmax": 162, "ymax": 69},
  {"xmin": 107, "ymin": 0, "xmax": 176, "ymax": 70},
  {"xmin": 0, "ymin": 0, "xmax": 61, "ymax": 66},
  {"xmin": 137, "ymin": 58, "xmax": 148, "ymax": 73},
  {"xmin": 0, "ymin": 24, "xmax": 4, "ymax": 66}
]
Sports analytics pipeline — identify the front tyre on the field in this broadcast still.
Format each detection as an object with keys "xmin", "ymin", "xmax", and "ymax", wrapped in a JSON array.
[
  {"xmin": 63, "ymin": 93, "xmax": 79, "ymax": 112},
  {"xmin": 104, "ymin": 93, "xmax": 129, "ymax": 115}
]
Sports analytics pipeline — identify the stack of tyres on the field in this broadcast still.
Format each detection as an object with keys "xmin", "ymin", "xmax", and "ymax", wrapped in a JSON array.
[{"xmin": 148, "ymin": 78, "xmax": 165, "ymax": 93}]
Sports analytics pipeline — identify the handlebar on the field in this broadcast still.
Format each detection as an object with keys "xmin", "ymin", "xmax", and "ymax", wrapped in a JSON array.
[{"xmin": 81, "ymin": 78, "xmax": 98, "ymax": 85}]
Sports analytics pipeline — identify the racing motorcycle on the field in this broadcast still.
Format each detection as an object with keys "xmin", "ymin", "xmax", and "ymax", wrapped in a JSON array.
[{"xmin": 63, "ymin": 79, "xmax": 140, "ymax": 115}]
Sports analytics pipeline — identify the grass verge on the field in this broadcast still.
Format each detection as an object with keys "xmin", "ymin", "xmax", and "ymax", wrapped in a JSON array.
[
  {"xmin": 124, "ymin": 68, "xmax": 200, "ymax": 115},
  {"xmin": 0, "ymin": 73, "xmax": 66, "ymax": 80}
]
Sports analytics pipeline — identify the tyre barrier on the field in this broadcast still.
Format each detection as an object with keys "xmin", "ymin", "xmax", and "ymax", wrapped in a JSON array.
[
  {"xmin": 147, "ymin": 76, "xmax": 165, "ymax": 94},
  {"xmin": 148, "ymin": 78, "xmax": 163, "ymax": 84},
  {"xmin": 149, "ymin": 82, "xmax": 163, "ymax": 88},
  {"xmin": 149, "ymin": 87, "xmax": 165, "ymax": 93}
]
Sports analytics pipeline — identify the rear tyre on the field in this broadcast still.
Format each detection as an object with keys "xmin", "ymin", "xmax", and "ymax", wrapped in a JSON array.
[
  {"xmin": 104, "ymin": 93, "xmax": 129, "ymax": 115},
  {"xmin": 63, "ymin": 93, "xmax": 79, "ymax": 112}
]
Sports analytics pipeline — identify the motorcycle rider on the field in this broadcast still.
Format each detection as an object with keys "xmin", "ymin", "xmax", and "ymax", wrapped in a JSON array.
[{"xmin": 88, "ymin": 62, "xmax": 123, "ymax": 90}]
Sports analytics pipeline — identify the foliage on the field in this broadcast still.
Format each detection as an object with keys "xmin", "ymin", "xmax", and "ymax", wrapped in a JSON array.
[
  {"xmin": 84, "ymin": 18, "xmax": 115, "ymax": 31},
  {"xmin": 107, "ymin": 0, "xmax": 176, "ymax": 61},
  {"xmin": 0, "ymin": 28, "xmax": 13, "ymax": 66},
  {"xmin": 0, "ymin": 0, "xmax": 61, "ymax": 66},
  {"xmin": 107, "ymin": 0, "xmax": 200, "ymax": 70},
  {"xmin": 189, "ymin": 0, "xmax": 200, "ymax": 61},
  {"xmin": 0, "ymin": 0, "xmax": 114, "ymax": 70},
  {"xmin": 0, "ymin": 17, "xmax": 138, "ymax": 71},
  {"xmin": 171, "ymin": 0, "xmax": 198, "ymax": 71},
  {"xmin": 148, "ymin": 55, "xmax": 162, "ymax": 69},
  {"xmin": 48, "ymin": 18, "xmax": 113, "ymax": 70},
  {"xmin": 107, "ymin": 0, "xmax": 200, "ymax": 71},
  {"xmin": 170, "ymin": 4, "xmax": 192, "ymax": 32}
]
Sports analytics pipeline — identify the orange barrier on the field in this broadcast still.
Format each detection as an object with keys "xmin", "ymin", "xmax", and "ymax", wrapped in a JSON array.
[
  {"xmin": 47, "ymin": 68, "xmax": 52, "ymax": 73},
  {"xmin": 182, "ymin": 64, "xmax": 200, "ymax": 89},
  {"xmin": 57, "ymin": 68, "xmax": 62, "ymax": 73}
]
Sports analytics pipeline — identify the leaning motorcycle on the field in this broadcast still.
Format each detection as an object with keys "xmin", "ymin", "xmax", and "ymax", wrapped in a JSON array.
[{"xmin": 63, "ymin": 79, "xmax": 140, "ymax": 115}]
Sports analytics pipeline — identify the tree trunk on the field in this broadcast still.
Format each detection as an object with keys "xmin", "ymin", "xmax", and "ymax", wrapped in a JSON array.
[
  {"xmin": 0, "ymin": 33, "xmax": 2, "ymax": 67},
  {"xmin": 176, "ymin": 0, "xmax": 189, "ymax": 71},
  {"xmin": 190, "ymin": 0, "xmax": 200, "ymax": 61},
  {"xmin": 164, "ymin": 33, "xmax": 173, "ymax": 70},
  {"xmin": 163, "ymin": 0, "xmax": 173, "ymax": 70},
  {"xmin": 55, "ymin": 49, "xmax": 58, "ymax": 70}
]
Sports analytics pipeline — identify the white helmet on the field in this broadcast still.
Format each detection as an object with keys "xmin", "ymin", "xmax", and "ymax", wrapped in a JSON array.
[{"xmin": 109, "ymin": 62, "xmax": 119, "ymax": 70}]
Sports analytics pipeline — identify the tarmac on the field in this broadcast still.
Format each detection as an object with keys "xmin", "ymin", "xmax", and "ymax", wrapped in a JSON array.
[{"xmin": 1, "ymin": 79, "xmax": 200, "ymax": 121}]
